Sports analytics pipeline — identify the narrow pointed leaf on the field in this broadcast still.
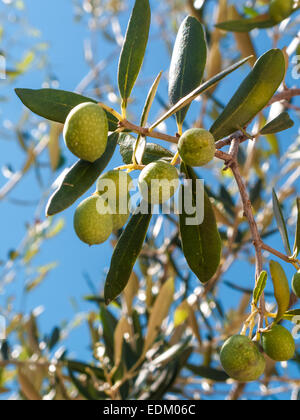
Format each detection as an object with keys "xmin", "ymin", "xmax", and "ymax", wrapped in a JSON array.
[
  {"xmin": 253, "ymin": 271, "xmax": 268, "ymax": 306},
  {"xmin": 169, "ymin": 15, "xmax": 207, "ymax": 125},
  {"xmin": 272, "ymin": 189, "xmax": 291, "ymax": 255},
  {"xmin": 118, "ymin": 133, "xmax": 173, "ymax": 165},
  {"xmin": 15, "ymin": 88, "xmax": 118, "ymax": 131},
  {"xmin": 104, "ymin": 203, "xmax": 152, "ymax": 304},
  {"xmin": 143, "ymin": 278, "xmax": 174, "ymax": 355},
  {"xmin": 150, "ymin": 56, "xmax": 251, "ymax": 131},
  {"xmin": 186, "ymin": 364, "xmax": 229, "ymax": 382},
  {"xmin": 179, "ymin": 164, "xmax": 222, "ymax": 283},
  {"xmin": 133, "ymin": 71, "xmax": 163, "ymax": 165},
  {"xmin": 100, "ymin": 304, "xmax": 118, "ymax": 362},
  {"xmin": 140, "ymin": 71, "xmax": 163, "ymax": 127},
  {"xmin": 269, "ymin": 260, "xmax": 291, "ymax": 324},
  {"xmin": 293, "ymin": 198, "xmax": 300, "ymax": 257},
  {"xmin": 260, "ymin": 112, "xmax": 294, "ymax": 135},
  {"xmin": 46, "ymin": 133, "xmax": 118, "ymax": 216},
  {"xmin": 216, "ymin": 16, "xmax": 276, "ymax": 32},
  {"xmin": 283, "ymin": 309, "xmax": 300, "ymax": 322},
  {"xmin": 211, "ymin": 49, "xmax": 285, "ymax": 140},
  {"xmin": 118, "ymin": 0, "xmax": 151, "ymax": 108}
]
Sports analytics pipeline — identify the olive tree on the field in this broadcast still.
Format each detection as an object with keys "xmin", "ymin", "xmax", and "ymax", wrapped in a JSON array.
[{"xmin": 1, "ymin": 0, "xmax": 300, "ymax": 400}]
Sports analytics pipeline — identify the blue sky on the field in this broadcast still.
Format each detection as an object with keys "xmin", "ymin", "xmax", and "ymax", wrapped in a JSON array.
[{"xmin": 0, "ymin": 0, "xmax": 299, "ymax": 397}]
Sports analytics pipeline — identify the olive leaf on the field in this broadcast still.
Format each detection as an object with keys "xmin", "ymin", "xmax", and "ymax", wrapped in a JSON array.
[
  {"xmin": 118, "ymin": 133, "xmax": 173, "ymax": 165},
  {"xmin": 66, "ymin": 360, "xmax": 105, "ymax": 381},
  {"xmin": 269, "ymin": 260, "xmax": 291, "ymax": 324},
  {"xmin": 150, "ymin": 56, "xmax": 251, "ymax": 131},
  {"xmin": 282, "ymin": 309, "xmax": 300, "ymax": 322},
  {"xmin": 100, "ymin": 304, "xmax": 118, "ymax": 362},
  {"xmin": 46, "ymin": 133, "xmax": 118, "ymax": 216},
  {"xmin": 104, "ymin": 203, "xmax": 152, "ymax": 304},
  {"xmin": 186, "ymin": 364, "xmax": 229, "ymax": 382},
  {"xmin": 142, "ymin": 277, "xmax": 174, "ymax": 356},
  {"xmin": 134, "ymin": 71, "xmax": 163, "ymax": 165},
  {"xmin": 293, "ymin": 198, "xmax": 300, "ymax": 257},
  {"xmin": 118, "ymin": 0, "xmax": 151, "ymax": 109},
  {"xmin": 210, "ymin": 49, "xmax": 286, "ymax": 140},
  {"xmin": 169, "ymin": 15, "xmax": 207, "ymax": 125},
  {"xmin": 216, "ymin": 16, "xmax": 275, "ymax": 32},
  {"xmin": 272, "ymin": 188, "xmax": 291, "ymax": 256},
  {"xmin": 260, "ymin": 112, "xmax": 294, "ymax": 135},
  {"xmin": 15, "ymin": 88, "xmax": 118, "ymax": 132},
  {"xmin": 253, "ymin": 271, "xmax": 268, "ymax": 306},
  {"xmin": 179, "ymin": 164, "xmax": 222, "ymax": 283},
  {"xmin": 228, "ymin": 5, "xmax": 257, "ymax": 67},
  {"xmin": 216, "ymin": 6, "xmax": 300, "ymax": 32}
]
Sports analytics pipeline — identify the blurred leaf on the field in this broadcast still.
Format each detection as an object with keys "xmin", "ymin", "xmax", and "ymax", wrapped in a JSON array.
[
  {"xmin": 169, "ymin": 15, "xmax": 207, "ymax": 125},
  {"xmin": 151, "ymin": 56, "xmax": 251, "ymax": 130},
  {"xmin": 123, "ymin": 272, "xmax": 139, "ymax": 315},
  {"xmin": 272, "ymin": 189, "xmax": 291, "ymax": 255},
  {"xmin": 269, "ymin": 260, "xmax": 291, "ymax": 324},
  {"xmin": 118, "ymin": 133, "xmax": 173, "ymax": 165},
  {"xmin": 18, "ymin": 369, "xmax": 41, "ymax": 400},
  {"xmin": 216, "ymin": 15, "xmax": 276, "ymax": 32},
  {"xmin": 228, "ymin": 5, "xmax": 257, "ymax": 67},
  {"xmin": 293, "ymin": 198, "xmax": 300, "ymax": 257},
  {"xmin": 186, "ymin": 364, "xmax": 229, "ymax": 382},
  {"xmin": 152, "ymin": 337, "xmax": 192, "ymax": 367},
  {"xmin": 48, "ymin": 327, "xmax": 60, "ymax": 351},
  {"xmin": 15, "ymin": 88, "xmax": 118, "ymax": 131},
  {"xmin": 46, "ymin": 133, "xmax": 118, "ymax": 216},
  {"xmin": 66, "ymin": 360, "xmax": 105, "ymax": 381},
  {"xmin": 46, "ymin": 218, "xmax": 65, "ymax": 239},
  {"xmin": 174, "ymin": 301, "xmax": 189, "ymax": 327},
  {"xmin": 100, "ymin": 305, "xmax": 118, "ymax": 362},
  {"xmin": 118, "ymin": 0, "xmax": 151, "ymax": 109},
  {"xmin": 253, "ymin": 271, "xmax": 268, "ymax": 306},
  {"xmin": 114, "ymin": 317, "xmax": 131, "ymax": 367},
  {"xmin": 211, "ymin": 50, "xmax": 285, "ymax": 140},
  {"xmin": 143, "ymin": 278, "xmax": 174, "ymax": 356},
  {"xmin": 26, "ymin": 263, "xmax": 57, "ymax": 292},
  {"xmin": 260, "ymin": 112, "xmax": 294, "ymax": 135},
  {"xmin": 48, "ymin": 122, "xmax": 62, "ymax": 172},
  {"xmin": 16, "ymin": 51, "xmax": 35, "ymax": 75},
  {"xmin": 179, "ymin": 164, "xmax": 222, "ymax": 283},
  {"xmin": 104, "ymin": 203, "xmax": 152, "ymax": 304}
]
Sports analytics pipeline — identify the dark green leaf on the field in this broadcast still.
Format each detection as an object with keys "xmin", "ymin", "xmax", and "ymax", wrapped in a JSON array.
[
  {"xmin": 118, "ymin": 133, "xmax": 173, "ymax": 165},
  {"xmin": 46, "ymin": 133, "xmax": 118, "ymax": 216},
  {"xmin": 150, "ymin": 56, "xmax": 251, "ymax": 131},
  {"xmin": 48, "ymin": 327, "xmax": 60, "ymax": 351},
  {"xmin": 186, "ymin": 364, "xmax": 229, "ymax": 382},
  {"xmin": 211, "ymin": 49, "xmax": 285, "ymax": 140},
  {"xmin": 100, "ymin": 305, "xmax": 118, "ymax": 362},
  {"xmin": 272, "ymin": 189, "xmax": 291, "ymax": 255},
  {"xmin": 283, "ymin": 309, "xmax": 300, "ymax": 322},
  {"xmin": 179, "ymin": 164, "xmax": 222, "ymax": 283},
  {"xmin": 15, "ymin": 88, "xmax": 118, "ymax": 131},
  {"xmin": 293, "ymin": 198, "xmax": 300, "ymax": 257},
  {"xmin": 253, "ymin": 271, "xmax": 267, "ymax": 306},
  {"xmin": 216, "ymin": 16, "xmax": 276, "ymax": 32},
  {"xmin": 68, "ymin": 368, "xmax": 106, "ymax": 400},
  {"xmin": 104, "ymin": 203, "xmax": 152, "ymax": 304},
  {"xmin": 66, "ymin": 360, "xmax": 105, "ymax": 381},
  {"xmin": 169, "ymin": 15, "xmax": 207, "ymax": 125},
  {"xmin": 118, "ymin": 0, "xmax": 151, "ymax": 109},
  {"xmin": 260, "ymin": 112, "xmax": 294, "ymax": 135}
]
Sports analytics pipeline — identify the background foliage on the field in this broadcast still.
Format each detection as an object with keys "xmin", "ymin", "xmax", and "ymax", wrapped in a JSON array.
[{"xmin": 0, "ymin": 0, "xmax": 299, "ymax": 400}]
